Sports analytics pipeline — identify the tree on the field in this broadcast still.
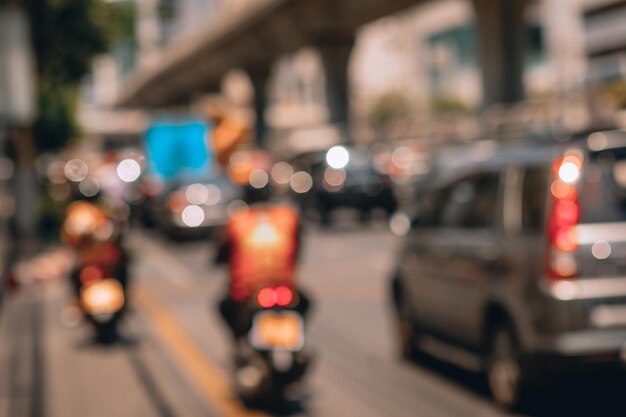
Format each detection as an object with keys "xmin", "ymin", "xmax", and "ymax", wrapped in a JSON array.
[
  {"xmin": 605, "ymin": 79, "xmax": 626, "ymax": 109},
  {"xmin": 2, "ymin": 0, "xmax": 135, "ymax": 238},
  {"xmin": 368, "ymin": 91, "xmax": 411, "ymax": 138},
  {"xmin": 25, "ymin": 0, "xmax": 134, "ymax": 153}
]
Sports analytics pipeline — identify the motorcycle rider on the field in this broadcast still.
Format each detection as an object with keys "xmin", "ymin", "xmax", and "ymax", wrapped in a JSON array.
[
  {"xmin": 61, "ymin": 178, "xmax": 129, "ymax": 306},
  {"xmin": 215, "ymin": 203, "xmax": 310, "ymax": 341}
]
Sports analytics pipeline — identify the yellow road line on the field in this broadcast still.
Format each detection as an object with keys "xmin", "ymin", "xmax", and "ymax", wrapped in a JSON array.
[{"xmin": 134, "ymin": 285, "xmax": 270, "ymax": 417}]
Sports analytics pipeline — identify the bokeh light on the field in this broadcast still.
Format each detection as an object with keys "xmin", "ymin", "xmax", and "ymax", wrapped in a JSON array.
[
  {"xmin": 249, "ymin": 169, "xmax": 269, "ymax": 189},
  {"xmin": 271, "ymin": 162, "xmax": 293, "ymax": 185},
  {"xmin": 181, "ymin": 205, "xmax": 205, "ymax": 227},
  {"xmin": 613, "ymin": 161, "xmax": 626, "ymax": 188},
  {"xmin": 205, "ymin": 184, "xmax": 222, "ymax": 206},
  {"xmin": 591, "ymin": 241, "xmax": 612, "ymax": 260},
  {"xmin": 290, "ymin": 171, "xmax": 313, "ymax": 194},
  {"xmin": 47, "ymin": 161, "xmax": 66, "ymax": 185},
  {"xmin": 323, "ymin": 168, "xmax": 346, "ymax": 188},
  {"xmin": 79, "ymin": 177, "xmax": 100, "ymax": 197},
  {"xmin": 227, "ymin": 199, "xmax": 249, "ymax": 217},
  {"xmin": 64, "ymin": 159, "xmax": 88, "ymax": 182},
  {"xmin": 326, "ymin": 146, "xmax": 350, "ymax": 169},
  {"xmin": 391, "ymin": 146, "xmax": 414, "ymax": 170},
  {"xmin": 117, "ymin": 159, "xmax": 141, "ymax": 183},
  {"xmin": 389, "ymin": 212, "xmax": 411, "ymax": 236},
  {"xmin": 587, "ymin": 132, "xmax": 608, "ymax": 151},
  {"xmin": 558, "ymin": 162, "xmax": 581, "ymax": 184},
  {"xmin": 186, "ymin": 183, "xmax": 209, "ymax": 205}
]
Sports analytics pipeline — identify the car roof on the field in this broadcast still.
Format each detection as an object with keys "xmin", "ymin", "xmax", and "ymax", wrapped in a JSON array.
[
  {"xmin": 290, "ymin": 146, "xmax": 374, "ymax": 170},
  {"xmin": 421, "ymin": 129, "xmax": 626, "ymax": 189}
]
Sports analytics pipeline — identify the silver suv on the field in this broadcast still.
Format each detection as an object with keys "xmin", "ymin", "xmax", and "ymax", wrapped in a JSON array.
[{"xmin": 391, "ymin": 130, "xmax": 626, "ymax": 408}]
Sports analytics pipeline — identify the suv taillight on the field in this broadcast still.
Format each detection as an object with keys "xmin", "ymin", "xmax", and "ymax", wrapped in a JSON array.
[{"xmin": 546, "ymin": 153, "xmax": 583, "ymax": 279}]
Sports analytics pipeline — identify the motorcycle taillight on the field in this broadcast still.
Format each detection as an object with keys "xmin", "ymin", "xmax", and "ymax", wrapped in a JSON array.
[
  {"xmin": 79, "ymin": 266, "xmax": 104, "ymax": 286},
  {"xmin": 256, "ymin": 286, "xmax": 294, "ymax": 308}
]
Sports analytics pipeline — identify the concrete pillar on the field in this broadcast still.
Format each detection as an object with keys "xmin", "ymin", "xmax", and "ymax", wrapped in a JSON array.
[
  {"xmin": 318, "ymin": 38, "xmax": 354, "ymax": 138},
  {"xmin": 136, "ymin": 0, "xmax": 162, "ymax": 68},
  {"xmin": 473, "ymin": 0, "xmax": 527, "ymax": 106},
  {"xmin": 248, "ymin": 68, "xmax": 271, "ymax": 148},
  {"xmin": 541, "ymin": 0, "xmax": 586, "ymax": 94}
]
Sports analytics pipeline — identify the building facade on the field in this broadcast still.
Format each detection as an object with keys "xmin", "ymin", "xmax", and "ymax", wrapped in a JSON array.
[{"xmin": 86, "ymin": 0, "xmax": 626, "ymax": 147}]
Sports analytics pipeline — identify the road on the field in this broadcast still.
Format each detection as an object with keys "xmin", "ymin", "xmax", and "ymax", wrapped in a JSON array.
[{"xmin": 1, "ymin": 219, "xmax": 625, "ymax": 417}]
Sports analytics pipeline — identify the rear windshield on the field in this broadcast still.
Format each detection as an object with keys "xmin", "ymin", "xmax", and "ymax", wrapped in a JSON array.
[
  {"xmin": 311, "ymin": 151, "xmax": 380, "ymax": 185},
  {"xmin": 345, "ymin": 162, "xmax": 380, "ymax": 185},
  {"xmin": 580, "ymin": 147, "xmax": 626, "ymax": 223}
]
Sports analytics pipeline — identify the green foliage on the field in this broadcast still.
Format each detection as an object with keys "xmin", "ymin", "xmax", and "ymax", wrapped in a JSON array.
[
  {"xmin": 431, "ymin": 96, "xmax": 470, "ymax": 113},
  {"xmin": 369, "ymin": 92, "xmax": 411, "ymax": 129},
  {"xmin": 29, "ymin": 0, "xmax": 110, "ymax": 85},
  {"xmin": 107, "ymin": 1, "xmax": 137, "ymax": 47},
  {"xmin": 158, "ymin": 0, "xmax": 175, "ymax": 21},
  {"xmin": 33, "ymin": 84, "xmax": 79, "ymax": 153},
  {"xmin": 604, "ymin": 79, "xmax": 626, "ymax": 109},
  {"xmin": 26, "ymin": 0, "xmax": 136, "ymax": 153},
  {"xmin": 38, "ymin": 186, "xmax": 64, "ymax": 241}
]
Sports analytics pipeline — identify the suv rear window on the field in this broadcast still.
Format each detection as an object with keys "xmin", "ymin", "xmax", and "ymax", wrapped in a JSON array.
[
  {"xmin": 580, "ymin": 147, "xmax": 626, "ymax": 224},
  {"xmin": 522, "ymin": 166, "xmax": 549, "ymax": 231},
  {"xmin": 440, "ymin": 171, "xmax": 500, "ymax": 229}
]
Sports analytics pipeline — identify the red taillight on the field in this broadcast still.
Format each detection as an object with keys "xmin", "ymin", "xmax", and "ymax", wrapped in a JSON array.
[
  {"xmin": 256, "ymin": 286, "xmax": 294, "ymax": 308},
  {"xmin": 275, "ymin": 286, "xmax": 293, "ymax": 306},
  {"xmin": 547, "ymin": 152, "xmax": 583, "ymax": 279},
  {"xmin": 553, "ymin": 199, "xmax": 580, "ymax": 225},
  {"xmin": 549, "ymin": 199, "xmax": 580, "ymax": 252},
  {"xmin": 79, "ymin": 266, "xmax": 104, "ymax": 286},
  {"xmin": 167, "ymin": 191, "xmax": 187, "ymax": 214},
  {"xmin": 550, "ymin": 226, "xmax": 578, "ymax": 252},
  {"xmin": 257, "ymin": 288, "xmax": 276, "ymax": 308}
]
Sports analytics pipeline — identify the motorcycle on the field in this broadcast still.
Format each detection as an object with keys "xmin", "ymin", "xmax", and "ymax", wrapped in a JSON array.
[
  {"xmin": 71, "ymin": 240, "xmax": 129, "ymax": 343},
  {"xmin": 62, "ymin": 200, "xmax": 129, "ymax": 343},
  {"xmin": 231, "ymin": 285, "xmax": 311, "ymax": 405}
]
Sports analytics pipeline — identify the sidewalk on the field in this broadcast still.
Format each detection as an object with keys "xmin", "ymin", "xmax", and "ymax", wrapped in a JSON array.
[{"xmin": 0, "ymin": 243, "xmax": 225, "ymax": 417}]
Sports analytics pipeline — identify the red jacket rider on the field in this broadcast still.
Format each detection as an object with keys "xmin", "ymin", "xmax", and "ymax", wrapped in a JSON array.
[{"xmin": 226, "ymin": 205, "xmax": 299, "ymax": 302}]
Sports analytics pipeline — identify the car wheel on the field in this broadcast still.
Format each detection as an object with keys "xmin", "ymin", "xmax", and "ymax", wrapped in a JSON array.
[
  {"xmin": 396, "ymin": 296, "xmax": 418, "ymax": 360},
  {"xmin": 486, "ymin": 324, "xmax": 528, "ymax": 409},
  {"xmin": 93, "ymin": 319, "xmax": 119, "ymax": 344}
]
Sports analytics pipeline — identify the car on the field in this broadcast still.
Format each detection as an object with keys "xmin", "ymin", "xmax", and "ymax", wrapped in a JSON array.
[
  {"xmin": 141, "ymin": 175, "xmax": 244, "ymax": 239},
  {"xmin": 391, "ymin": 130, "xmax": 626, "ymax": 408},
  {"xmin": 289, "ymin": 146, "xmax": 397, "ymax": 226}
]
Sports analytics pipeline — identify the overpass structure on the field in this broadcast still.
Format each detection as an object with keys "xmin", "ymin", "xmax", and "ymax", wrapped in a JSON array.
[{"xmin": 119, "ymin": 0, "xmax": 528, "ymax": 144}]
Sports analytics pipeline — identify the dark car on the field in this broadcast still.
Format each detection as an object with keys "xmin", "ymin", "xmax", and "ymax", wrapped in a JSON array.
[
  {"xmin": 391, "ymin": 130, "xmax": 626, "ymax": 408},
  {"xmin": 289, "ymin": 146, "xmax": 397, "ymax": 225},
  {"xmin": 141, "ymin": 174, "xmax": 244, "ymax": 239}
]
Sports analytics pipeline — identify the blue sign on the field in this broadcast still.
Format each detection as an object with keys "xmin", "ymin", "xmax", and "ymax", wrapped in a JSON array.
[{"xmin": 145, "ymin": 120, "xmax": 213, "ymax": 180}]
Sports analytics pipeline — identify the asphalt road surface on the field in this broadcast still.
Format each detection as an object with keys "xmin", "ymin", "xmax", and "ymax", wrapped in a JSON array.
[{"xmin": 1, "ymin": 218, "xmax": 626, "ymax": 417}]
